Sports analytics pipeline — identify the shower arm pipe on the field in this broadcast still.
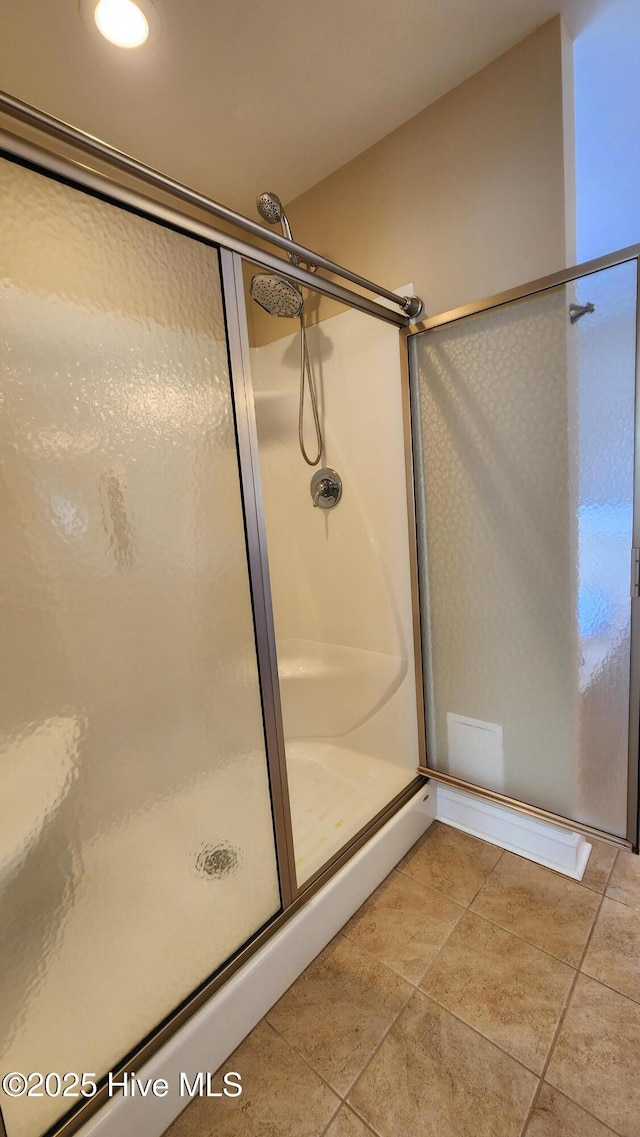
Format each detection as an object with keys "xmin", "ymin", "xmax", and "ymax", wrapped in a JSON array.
[{"xmin": 0, "ymin": 90, "xmax": 423, "ymax": 320}]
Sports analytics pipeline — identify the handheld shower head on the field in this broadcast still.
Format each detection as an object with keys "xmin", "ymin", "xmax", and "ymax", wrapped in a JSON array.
[
  {"xmin": 251, "ymin": 187, "xmax": 323, "ymax": 465},
  {"xmin": 251, "ymin": 188, "xmax": 304, "ymax": 317},
  {"xmin": 256, "ymin": 189, "xmax": 297, "ymax": 264},
  {"xmin": 256, "ymin": 191, "xmax": 284, "ymax": 225}
]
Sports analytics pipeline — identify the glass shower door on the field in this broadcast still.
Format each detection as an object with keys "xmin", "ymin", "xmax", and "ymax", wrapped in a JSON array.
[
  {"xmin": 0, "ymin": 157, "xmax": 280, "ymax": 1137},
  {"xmin": 243, "ymin": 263, "xmax": 421, "ymax": 886},
  {"xmin": 411, "ymin": 258, "xmax": 638, "ymax": 841}
]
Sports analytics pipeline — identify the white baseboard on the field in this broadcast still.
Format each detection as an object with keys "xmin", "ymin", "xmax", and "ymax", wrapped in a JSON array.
[
  {"xmin": 78, "ymin": 784, "xmax": 435, "ymax": 1137},
  {"xmin": 435, "ymin": 783, "xmax": 592, "ymax": 880}
]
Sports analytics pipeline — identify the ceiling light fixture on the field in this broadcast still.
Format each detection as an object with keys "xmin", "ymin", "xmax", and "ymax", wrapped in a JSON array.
[{"xmin": 94, "ymin": 0, "xmax": 149, "ymax": 48}]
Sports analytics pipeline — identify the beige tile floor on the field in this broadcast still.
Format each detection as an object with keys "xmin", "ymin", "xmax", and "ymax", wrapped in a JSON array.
[{"xmin": 165, "ymin": 821, "xmax": 640, "ymax": 1137}]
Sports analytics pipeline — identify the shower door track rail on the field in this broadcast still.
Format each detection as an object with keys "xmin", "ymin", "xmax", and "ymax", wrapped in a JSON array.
[
  {"xmin": 404, "ymin": 245, "xmax": 640, "ymax": 852},
  {"xmin": 0, "ymin": 123, "xmax": 404, "ymax": 328},
  {"xmin": 0, "ymin": 90, "xmax": 422, "ymax": 321},
  {"xmin": 407, "ymin": 242, "xmax": 640, "ymax": 332},
  {"xmin": 416, "ymin": 769, "xmax": 633, "ymax": 850}
]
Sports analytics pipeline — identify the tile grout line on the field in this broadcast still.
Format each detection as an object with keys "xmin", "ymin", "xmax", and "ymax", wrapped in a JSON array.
[
  {"xmin": 339, "ymin": 847, "xmax": 512, "ymax": 1060},
  {"xmin": 414, "ymin": 894, "xmax": 581, "ymax": 1073},
  {"xmin": 516, "ymin": 887, "xmax": 609, "ymax": 1137},
  {"xmin": 461, "ymin": 904, "xmax": 595, "ymax": 968},
  {"xmin": 318, "ymin": 892, "xmax": 637, "ymax": 1063},
  {"xmin": 535, "ymin": 845, "xmax": 620, "ymax": 896},
  {"xmin": 317, "ymin": 1098, "xmax": 382, "ymax": 1137},
  {"xmin": 601, "ymin": 891, "xmax": 640, "ymax": 913},
  {"xmin": 384, "ymin": 850, "xmax": 509, "ymax": 992},
  {"xmin": 341, "ymin": 867, "xmax": 467, "ymax": 957},
  {"xmin": 394, "ymin": 863, "xmax": 473, "ymax": 904},
  {"xmin": 263, "ymin": 1018, "xmax": 345, "ymax": 1103},
  {"xmin": 315, "ymin": 1106, "xmax": 342, "ymax": 1137},
  {"xmin": 416, "ymin": 986, "xmax": 547, "ymax": 1079},
  {"xmin": 407, "ymin": 903, "xmax": 477, "ymax": 986},
  {"xmin": 316, "ymin": 1097, "xmax": 347, "ymax": 1137},
  {"xmin": 343, "ymin": 867, "xmax": 472, "ymax": 989},
  {"xmin": 335, "ymin": 853, "xmax": 520, "ymax": 1080},
  {"xmin": 349, "ymin": 840, "xmax": 508, "ymax": 988},
  {"xmin": 580, "ymin": 962, "xmax": 640, "ymax": 1008},
  {"xmin": 336, "ymin": 969, "xmax": 419, "ymax": 1119},
  {"xmin": 467, "ymin": 847, "xmax": 505, "ymax": 905},
  {"xmin": 532, "ymin": 1083, "xmax": 620, "ymax": 1136},
  {"xmin": 265, "ymin": 932, "xmax": 416, "ymax": 1108},
  {"xmin": 411, "ymin": 855, "xmax": 511, "ymax": 973},
  {"xmin": 600, "ymin": 847, "xmax": 640, "ymax": 915},
  {"xmin": 396, "ymin": 837, "xmax": 505, "ymax": 908},
  {"xmin": 344, "ymin": 855, "xmax": 531, "ymax": 1130},
  {"xmin": 597, "ymin": 847, "xmax": 619, "ymax": 892},
  {"xmin": 408, "ymin": 872, "xmax": 620, "ymax": 1082},
  {"xmin": 400, "ymin": 850, "xmax": 603, "ymax": 972},
  {"xmin": 342, "ymin": 907, "xmax": 467, "ymax": 993},
  {"xmin": 401, "ymin": 829, "xmax": 624, "ymax": 901},
  {"xmin": 345, "ymin": 987, "xmax": 574, "ymax": 1134}
]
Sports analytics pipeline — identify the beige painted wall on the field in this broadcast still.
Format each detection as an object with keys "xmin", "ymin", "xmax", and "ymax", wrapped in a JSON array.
[{"xmin": 249, "ymin": 16, "xmax": 575, "ymax": 346}]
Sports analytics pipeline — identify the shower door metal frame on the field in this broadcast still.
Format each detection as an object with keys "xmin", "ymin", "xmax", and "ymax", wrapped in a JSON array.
[
  {"xmin": 404, "ymin": 242, "xmax": 640, "ymax": 852},
  {"xmin": 221, "ymin": 248, "xmax": 429, "ymax": 902},
  {"xmin": 0, "ymin": 117, "xmax": 427, "ymax": 1137}
]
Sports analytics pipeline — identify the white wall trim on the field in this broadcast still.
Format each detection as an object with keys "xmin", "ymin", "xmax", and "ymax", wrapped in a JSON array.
[
  {"xmin": 77, "ymin": 785, "xmax": 434, "ymax": 1137},
  {"xmin": 436, "ymin": 783, "xmax": 592, "ymax": 880}
]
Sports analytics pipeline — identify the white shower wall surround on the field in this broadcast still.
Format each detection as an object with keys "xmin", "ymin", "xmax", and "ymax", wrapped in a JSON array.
[{"xmin": 250, "ymin": 304, "xmax": 420, "ymax": 882}]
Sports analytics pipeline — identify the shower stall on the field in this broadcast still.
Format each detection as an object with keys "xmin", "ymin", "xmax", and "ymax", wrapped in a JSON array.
[
  {"xmin": 2, "ymin": 90, "xmax": 640, "ymax": 1137},
  {"xmin": 0, "ymin": 96, "xmax": 427, "ymax": 1137}
]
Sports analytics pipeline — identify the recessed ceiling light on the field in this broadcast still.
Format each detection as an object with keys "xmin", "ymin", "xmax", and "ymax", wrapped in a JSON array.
[{"xmin": 94, "ymin": 0, "xmax": 149, "ymax": 48}]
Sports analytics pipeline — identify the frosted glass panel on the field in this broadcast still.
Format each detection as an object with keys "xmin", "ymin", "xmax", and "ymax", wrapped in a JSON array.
[
  {"xmin": 248, "ymin": 278, "xmax": 420, "ymax": 885},
  {"xmin": 413, "ymin": 261, "xmax": 637, "ymax": 837},
  {"xmin": 0, "ymin": 158, "xmax": 280, "ymax": 1137},
  {"xmin": 573, "ymin": 264, "xmax": 636, "ymax": 833}
]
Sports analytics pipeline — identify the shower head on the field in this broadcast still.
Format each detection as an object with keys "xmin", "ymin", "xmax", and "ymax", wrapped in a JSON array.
[
  {"xmin": 253, "ymin": 192, "xmax": 302, "ymax": 314},
  {"xmin": 256, "ymin": 191, "xmax": 284, "ymax": 225},
  {"xmin": 250, "ymin": 273, "xmax": 304, "ymax": 318},
  {"xmin": 256, "ymin": 189, "xmax": 298, "ymax": 266}
]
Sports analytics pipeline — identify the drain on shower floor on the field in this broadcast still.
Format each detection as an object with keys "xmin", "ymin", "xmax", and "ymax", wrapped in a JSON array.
[{"xmin": 196, "ymin": 842, "xmax": 240, "ymax": 879}]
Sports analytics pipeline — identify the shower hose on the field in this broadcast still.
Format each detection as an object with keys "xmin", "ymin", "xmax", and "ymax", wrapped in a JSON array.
[{"xmin": 298, "ymin": 313, "xmax": 323, "ymax": 466}]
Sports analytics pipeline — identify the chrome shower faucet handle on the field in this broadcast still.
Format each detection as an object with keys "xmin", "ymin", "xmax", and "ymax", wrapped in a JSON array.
[{"xmin": 310, "ymin": 468, "xmax": 342, "ymax": 509}]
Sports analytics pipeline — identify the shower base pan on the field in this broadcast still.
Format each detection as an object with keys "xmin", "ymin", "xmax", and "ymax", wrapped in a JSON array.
[{"xmin": 286, "ymin": 741, "xmax": 415, "ymax": 884}]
